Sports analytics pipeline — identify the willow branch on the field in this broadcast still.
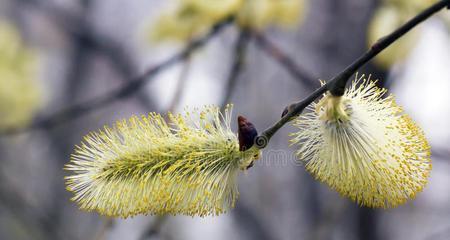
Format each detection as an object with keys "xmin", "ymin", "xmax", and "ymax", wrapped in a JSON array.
[
  {"xmin": 255, "ymin": 0, "xmax": 450, "ymax": 148},
  {"xmin": 0, "ymin": 16, "xmax": 234, "ymax": 136},
  {"xmin": 220, "ymin": 29, "xmax": 251, "ymax": 108},
  {"xmin": 253, "ymin": 32, "xmax": 317, "ymax": 90}
]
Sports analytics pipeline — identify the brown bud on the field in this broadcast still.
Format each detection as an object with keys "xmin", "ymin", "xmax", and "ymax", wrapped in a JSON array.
[
  {"xmin": 282, "ymin": 103, "xmax": 296, "ymax": 118},
  {"xmin": 238, "ymin": 115, "xmax": 258, "ymax": 151},
  {"xmin": 281, "ymin": 103, "xmax": 301, "ymax": 120}
]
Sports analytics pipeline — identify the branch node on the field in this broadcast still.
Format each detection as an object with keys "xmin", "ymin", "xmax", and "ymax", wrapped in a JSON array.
[
  {"xmin": 254, "ymin": 135, "xmax": 269, "ymax": 149},
  {"xmin": 281, "ymin": 103, "xmax": 297, "ymax": 118},
  {"xmin": 329, "ymin": 76, "xmax": 349, "ymax": 96}
]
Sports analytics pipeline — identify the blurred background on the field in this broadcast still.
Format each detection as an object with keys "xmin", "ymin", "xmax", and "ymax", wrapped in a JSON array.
[{"xmin": 0, "ymin": 0, "xmax": 449, "ymax": 239}]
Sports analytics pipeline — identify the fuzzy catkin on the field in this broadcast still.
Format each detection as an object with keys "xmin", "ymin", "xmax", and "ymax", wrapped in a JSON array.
[
  {"xmin": 290, "ymin": 75, "xmax": 431, "ymax": 208},
  {"xmin": 65, "ymin": 105, "xmax": 260, "ymax": 218},
  {"xmin": 151, "ymin": 0, "xmax": 307, "ymax": 42}
]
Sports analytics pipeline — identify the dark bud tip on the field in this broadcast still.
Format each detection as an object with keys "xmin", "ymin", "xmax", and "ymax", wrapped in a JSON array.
[
  {"xmin": 238, "ymin": 115, "xmax": 258, "ymax": 151},
  {"xmin": 282, "ymin": 103, "xmax": 297, "ymax": 118},
  {"xmin": 281, "ymin": 106, "xmax": 289, "ymax": 118}
]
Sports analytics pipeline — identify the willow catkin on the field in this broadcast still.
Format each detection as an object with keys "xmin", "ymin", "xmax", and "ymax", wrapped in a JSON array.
[
  {"xmin": 65, "ymin": 105, "xmax": 261, "ymax": 218},
  {"xmin": 290, "ymin": 74, "xmax": 431, "ymax": 208}
]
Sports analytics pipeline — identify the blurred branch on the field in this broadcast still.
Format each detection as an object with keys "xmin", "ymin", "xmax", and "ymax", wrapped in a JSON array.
[
  {"xmin": 17, "ymin": 0, "xmax": 156, "ymax": 110},
  {"xmin": 431, "ymin": 147, "xmax": 450, "ymax": 160},
  {"xmin": 94, "ymin": 218, "xmax": 114, "ymax": 240},
  {"xmin": 357, "ymin": 208, "xmax": 379, "ymax": 240},
  {"xmin": 253, "ymin": 32, "xmax": 317, "ymax": 90},
  {"xmin": 306, "ymin": 199, "xmax": 347, "ymax": 240},
  {"xmin": 38, "ymin": 0, "xmax": 94, "ymax": 234},
  {"xmin": 0, "ymin": 2, "xmax": 92, "ymax": 240},
  {"xmin": 168, "ymin": 49, "xmax": 192, "ymax": 113},
  {"xmin": 0, "ymin": 16, "xmax": 234, "ymax": 136},
  {"xmin": 0, "ymin": 168, "xmax": 69, "ymax": 240},
  {"xmin": 425, "ymin": 224, "xmax": 450, "ymax": 240},
  {"xmin": 139, "ymin": 216, "xmax": 167, "ymax": 240},
  {"xmin": 233, "ymin": 202, "xmax": 276, "ymax": 240},
  {"xmin": 254, "ymin": 0, "xmax": 450, "ymax": 149},
  {"xmin": 220, "ymin": 29, "xmax": 251, "ymax": 107}
]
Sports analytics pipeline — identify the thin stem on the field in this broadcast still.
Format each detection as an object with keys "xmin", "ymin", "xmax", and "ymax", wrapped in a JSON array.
[
  {"xmin": 0, "ymin": 16, "xmax": 234, "ymax": 136},
  {"xmin": 255, "ymin": 0, "xmax": 449, "ymax": 148},
  {"xmin": 220, "ymin": 29, "xmax": 251, "ymax": 108}
]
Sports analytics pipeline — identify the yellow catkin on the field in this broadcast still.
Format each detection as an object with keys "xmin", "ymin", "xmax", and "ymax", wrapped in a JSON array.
[
  {"xmin": 151, "ymin": 0, "xmax": 307, "ymax": 42},
  {"xmin": 237, "ymin": 0, "xmax": 306, "ymax": 29},
  {"xmin": 384, "ymin": 0, "xmax": 437, "ymax": 11},
  {"xmin": 0, "ymin": 21, "xmax": 40, "ymax": 129},
  {"xmin": 65, "ymin": 105, "xmax": 261, "ymax": 218},
  {"xmin": 290, "ymin": 74, "xmax": 431, "ymax": 208}
]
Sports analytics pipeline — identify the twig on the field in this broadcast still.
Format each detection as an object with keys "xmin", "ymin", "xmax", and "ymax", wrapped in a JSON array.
[
  {"xmin": 253, "ymin": 32, "xmax": 317, "ymax": 90},
  {"xmin": 0, "ymin": 16, "xmax": 234, "ymax": 136},
  {"xmin": 254, "ymin": 0, "xmax": 450, "ymax": 149},
  {"xmin": 220, "ymin": 29, "xmax": 251, "ymax": 108}
]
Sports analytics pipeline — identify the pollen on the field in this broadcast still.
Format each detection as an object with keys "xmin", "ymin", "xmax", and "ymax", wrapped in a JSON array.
[
  {"xmin": 290, "ymin": 74, "xmax": 431, "ymax": 208},
  {"xmin": 65, "ymin": 104, "xmax": 261, "ymax": 218}
]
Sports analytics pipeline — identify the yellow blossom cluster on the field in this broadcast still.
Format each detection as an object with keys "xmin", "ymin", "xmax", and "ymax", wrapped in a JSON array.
[
  {"xmin": 65, "ymin": 105, "xmax": 261, "ymax": 218},
  {"xmin": 151, "ymin": 0, "xmax": 307, "ymax": 42},
  {"xmin": 0, "ymin": 21, "xmax": 40, "ymax": 130},
  {"xmin": 290, "ymin": 75, "xmax": 431, "ymax": 208}
]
